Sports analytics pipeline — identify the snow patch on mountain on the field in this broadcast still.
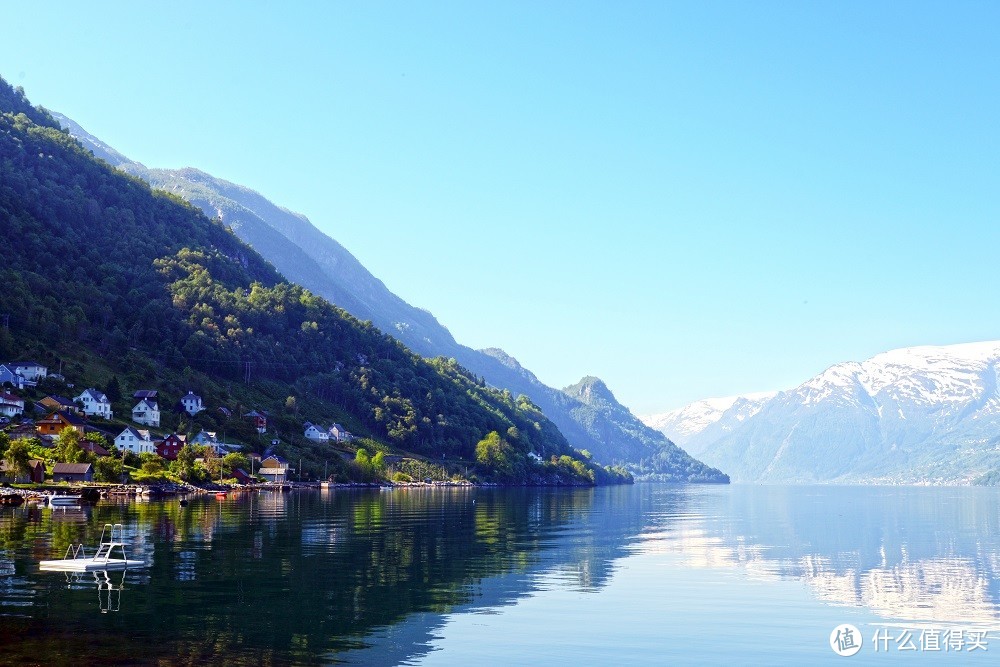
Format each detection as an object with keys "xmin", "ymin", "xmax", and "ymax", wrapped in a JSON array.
[
  {"xmin": 693, "ymin": 341, "xmax": 1000, "ymax": 483},
  {"xmin": 642, "ymin": 392, "xmax": 779, "ymax": 456}
]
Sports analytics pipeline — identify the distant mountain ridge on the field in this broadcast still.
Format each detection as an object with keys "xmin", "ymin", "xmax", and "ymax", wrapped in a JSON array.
[
  {"xmin": 642, "ymin": 392, "xmax": 776, "ymax": 455},
  {"xmin": 53, "ymin": 112, "xmax": 725, "ymax": 482},
  {"xmin": 647, "ymin": 341, "xmax": 1000, "ymax": 483}
]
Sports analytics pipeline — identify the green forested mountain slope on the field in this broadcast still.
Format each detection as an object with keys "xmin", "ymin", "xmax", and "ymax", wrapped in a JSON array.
[
  {"xmin": 53, "ymin": 110, "xmax": 726, "ymax": 482},
  {"xmin": 0, "ymin": 78, "xmax": 624, "ymax": 484}
]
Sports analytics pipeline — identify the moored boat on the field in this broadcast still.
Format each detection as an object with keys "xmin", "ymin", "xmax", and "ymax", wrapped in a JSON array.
[{"xmin": 47, "ymin": 494, "xmax": 82, "ymax": 507}]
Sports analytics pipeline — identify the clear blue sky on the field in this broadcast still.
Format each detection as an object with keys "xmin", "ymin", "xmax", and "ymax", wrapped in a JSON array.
[{"xmin": 4, "ymin": 2, "xmax": 999, "ymax": 415}]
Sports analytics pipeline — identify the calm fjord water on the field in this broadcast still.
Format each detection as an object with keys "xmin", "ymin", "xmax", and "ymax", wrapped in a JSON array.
[{"xmin": 1, "ymin": 485, "xmax": 998, "ymax": 665}]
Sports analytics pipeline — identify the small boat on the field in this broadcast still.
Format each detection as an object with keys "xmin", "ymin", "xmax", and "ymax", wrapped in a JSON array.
[
  {"xmin": 40, "ymin": 523, "xmax": 146, "ymax": 572},
  {"xmin": 214, "ymin": 491, "xmax": 228, "ymax": 499},
  {"xmin": 47, "ymin": 494, "xmax": 82, "ymax": 507}
]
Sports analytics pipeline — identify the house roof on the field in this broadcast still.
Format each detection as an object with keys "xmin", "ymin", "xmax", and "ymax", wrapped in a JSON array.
[
  {"xmin": 0, "ymin": 460, "xmax": 44, "ymax": 473},
  {"xmin": 7, "ymin": 424, "xmax": 38, "ymax": 438},
  {"xmin": 261, "ymin": 455, "xmax": 289, "ymax": 466},
  {"xmin": 182, "ymin": 391, "xmax": 202, "ymax": 401},
  {"xmin": 52, "ymin": 462, "xmax": 93, "ymax": 474},
  {"xmin": 163, "ymin": 433, "xmax": 187, "ymax": 443},
  {"xmin": 0, "ymin": 365, "xmax": 26, "ymax": 381},
  {"xmin": 0, "ymin": 392, "xmax": 22, "ymax": 403},
  {"xmin": 43, "ymin": 395, "xmax": 75, "ymax": 407},
  {"xmin": 81, "ymin": 441, "xmax": 111, "ymax": 457},
  {"xmin": 77, "ymin": 388, "xmax": 109, "ymax": 403},
  {"xmin": 116, "ymin": 426, "xmax": 146, "ymax": 440},
  {"xmin": 133, "ymin": 389, "xmax": 158, "ymax": 399},
  {"xmin": 40, "ymin": 410, "xmax": 87, "ymax": 427},
  {"xmin": 244, "ymin": 410, "xmax": 267, "ymax": 418},
  {"xmin": 330, "ymin": 423, "xmax": 346, "ymax": 431},
  {"xmin": 133, "ymin": 399, "xmax": 158, "ymax": 411},
  {"xmin": 12, "ymin": 361, "xmax": 45, "ymax": 368}
]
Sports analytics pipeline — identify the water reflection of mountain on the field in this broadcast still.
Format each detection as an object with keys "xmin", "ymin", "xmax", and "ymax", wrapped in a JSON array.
[
  {"xmin": 638, "ymin": 485, "xmax": 1000, "ymax": 628},
  {"xmin": 0, "ymin": 486, "xmax": 663, "ymax": 665},
  {"xmin": 333, "ymin": 485, "xmax": 671, "ymax": 665}
]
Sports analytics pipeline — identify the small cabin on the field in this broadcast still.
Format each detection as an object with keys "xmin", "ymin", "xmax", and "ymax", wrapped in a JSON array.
[
  {"xmin": 0, "ymin": 460, "xmax": 45, "ymax": 484},
  {"xmin": 52, "ymin": 462, "xmax": 93, "ymax": 483}
]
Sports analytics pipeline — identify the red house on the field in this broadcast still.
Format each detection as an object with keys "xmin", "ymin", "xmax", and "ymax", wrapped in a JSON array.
[
  {"xmin": 243, "ymin": 410, "xmax": 267, "ymax": 434},
  {"xmin": 156, "ymin": 433, "xmax": 187, "ymax": 461},
  {"xmin": 232, "ymin": 468, "xmax": 255, "ymax": 484}
]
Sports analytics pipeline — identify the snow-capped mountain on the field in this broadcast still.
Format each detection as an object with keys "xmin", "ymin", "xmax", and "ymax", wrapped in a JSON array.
[
  {"xmin": 653, "ymin": 342, "xmax": 1000, "ymax": 483},
  {"xmin": 642, "ymin": 392, "xmax": 776, "ymax": 455}
]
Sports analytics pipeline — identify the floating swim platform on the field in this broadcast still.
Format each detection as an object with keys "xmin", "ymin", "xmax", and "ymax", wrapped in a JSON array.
[{"xmin": 39, "ymin": 523, "xmax": 147, "ymax": 572}]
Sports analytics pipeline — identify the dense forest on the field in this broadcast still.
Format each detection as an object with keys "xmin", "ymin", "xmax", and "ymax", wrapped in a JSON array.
[{"xmin": 0, "ymin": 77, "xmax": 629, "ymax": 485}]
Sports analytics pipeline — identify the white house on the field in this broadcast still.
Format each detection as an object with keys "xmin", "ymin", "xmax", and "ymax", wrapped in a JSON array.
[
  {"xmin": 181, "ymin": 391, "xmax": 204, "ymax": 416},
  {"xmin": 191, "ymin": 430, "xmax": 218, "ymax": 447},
  {"xmin": 329, "ymin": 423, "xmax": 352, "ymax": 442},
  {"xmin": 115, "ymin": 426, "xmax": 156, "ymax": 455},
  {"xmin": 132, "ymin": 399, "xmax": 160, "ymax": 427},
  {"xmin": 528, "ymin": 451, "xmax": 544, "ymax": 463},
  {"xmin": 0, "ymin": 393, "xmax": 23, "ymax": 418},
  {"xmin": 191, "ymin": 430, "xmax": 234, "ymax": 455},
  {"xmin": 0, "ymin": 392, "xmax": 24, "ymax": 415},
  {"xmin": 75, "ymin": 388, "xmax": 113, "ymax": 419},
  {"xmin": 11, "ymin": 361, "xmax": 47, "ymax": 382},
  {"xmin": 304, "ymin": 423, "xmax": 329, "ymax": 442}
]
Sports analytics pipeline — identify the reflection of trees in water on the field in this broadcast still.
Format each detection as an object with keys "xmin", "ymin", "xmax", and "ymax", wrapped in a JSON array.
[{"xmin": 0, "ymin": 486, "xmax": 667, "ymax": 665}]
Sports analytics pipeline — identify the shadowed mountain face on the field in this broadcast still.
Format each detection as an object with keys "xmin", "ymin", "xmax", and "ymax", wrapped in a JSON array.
[
  {"xmin": 54, "ymin": 112, "xmax": 724, "ymax": 481},
  {"xmin": 2, "ymin": 80, "xmax": 603, "ymax": 481}
]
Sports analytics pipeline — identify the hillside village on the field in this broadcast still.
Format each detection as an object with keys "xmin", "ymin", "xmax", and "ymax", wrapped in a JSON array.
[{"xmin": 0, "ymin": 359, "xmax": 362, "ymax": 487}]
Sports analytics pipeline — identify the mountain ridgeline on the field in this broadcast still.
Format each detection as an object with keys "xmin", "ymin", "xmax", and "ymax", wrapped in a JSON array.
[
  {"xmin": 647, "ymin": 342, "xmax": 1000, "ymax": 484},
  {"xmin": 52, "ymin": 112, "xmax": 727, "ymax": 483},
  {"xmin": 561, "ymin": 377, "xmax": 728, "ymax": 483},
  {"xmin": 0, "ymin": 77, "xmax": 628, "ymax": 485}
]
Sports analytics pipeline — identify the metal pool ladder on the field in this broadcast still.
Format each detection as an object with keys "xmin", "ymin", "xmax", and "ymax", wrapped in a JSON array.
[{"xmin": 93, "ymin": 523, "xmax": 129, "ymax": 564}]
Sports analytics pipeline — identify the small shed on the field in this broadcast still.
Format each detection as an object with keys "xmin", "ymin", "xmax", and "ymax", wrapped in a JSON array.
[
  {"xmin": 0, "ymin": 460, "xmax": 45, "ymax": 484},
  {"xmin": 51, "ymin": 462, "xmax": 93, "ymax": 483}
]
